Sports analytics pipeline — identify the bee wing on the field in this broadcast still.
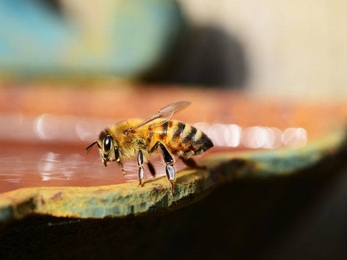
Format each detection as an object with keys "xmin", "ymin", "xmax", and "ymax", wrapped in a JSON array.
[{"xmin": 126, "ymin": 100, "xmax": 191, "ymax": 133}]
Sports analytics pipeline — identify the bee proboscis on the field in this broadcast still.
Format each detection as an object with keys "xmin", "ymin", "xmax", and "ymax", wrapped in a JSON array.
[{"xmin": 86, "ymin": 100, "xmax": 213, "ymax": 193}]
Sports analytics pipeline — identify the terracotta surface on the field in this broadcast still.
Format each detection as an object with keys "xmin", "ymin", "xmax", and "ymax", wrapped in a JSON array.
[{"xmin": 0, "ymin": 82, "xmax": 346, "ymax": 222}]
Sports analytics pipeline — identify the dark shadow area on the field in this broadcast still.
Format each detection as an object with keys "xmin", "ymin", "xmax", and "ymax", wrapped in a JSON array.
[
  {"xmin": 1, "ymin": 146, "xmax": 347, "ymax": 260},
  {"xmin": 146, "ymin": 25, "xmax": 248, "ymax": 89},
  {"xmin": 35, "ymin": 0, "xmax": 64, "ymax": 15},
  {"xmin": 256, "ymin": 165, "xmax": 347, "ymax": 260}
]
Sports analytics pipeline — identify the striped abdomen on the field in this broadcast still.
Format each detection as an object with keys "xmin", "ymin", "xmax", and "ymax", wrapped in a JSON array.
[{"xmin": 149, "ymin": 120, "xmax": 213, "ymax": 157}]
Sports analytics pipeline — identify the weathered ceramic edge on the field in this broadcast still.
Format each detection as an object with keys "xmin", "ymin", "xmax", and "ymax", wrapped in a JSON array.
[{"xmin": 0, "ymin": 128, "xmax": 346, "ymax": 223}]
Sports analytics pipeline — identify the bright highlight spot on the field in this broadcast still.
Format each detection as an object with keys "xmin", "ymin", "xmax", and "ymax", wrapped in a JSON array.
[
  {"xmin": 200, "ymin": 123, "xmax": 307, "ymax": 149},
  {"xmin": 224, "ymin": 124, "xmax": 242, "ymax": 147},
  {"xmin": 282, "ymin": 128, "xmax": 307, "ymax": 147},
  {"xmin": 35, "ymin": 114, "xmax": 60, "ymax": 140}
]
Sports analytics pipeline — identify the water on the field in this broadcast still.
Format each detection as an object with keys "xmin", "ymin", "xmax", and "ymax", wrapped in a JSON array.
[{"xmin": 0, "ymin": 142, "xmax": 181, "ymax": 193}]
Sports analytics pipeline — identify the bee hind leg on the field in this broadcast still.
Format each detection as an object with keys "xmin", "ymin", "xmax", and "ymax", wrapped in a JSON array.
[
  {"xmin": 180, "ymin": 156, "xmax": 206, "ymax": 169},
  {"xmin": 147, "ymin": 161, "xmax": 156, "ymax": 177},
  {"xmin": 180, "ymin": 157, "xmax": 198, "ymax": 168},
  {"xmin": 151, "ymin": 141, "xmax": 176, "ymax": 193}
]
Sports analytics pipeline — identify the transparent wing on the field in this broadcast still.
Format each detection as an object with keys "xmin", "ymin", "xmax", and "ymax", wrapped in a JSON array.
[{"xmin": 126, "ymin": 100, "xmax": 191, "ymax": 134}]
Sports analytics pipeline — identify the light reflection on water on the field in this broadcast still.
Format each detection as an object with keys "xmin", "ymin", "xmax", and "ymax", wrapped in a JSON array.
[{"xmin": 38, "ymin": 152, "xmax": 64, "ymax": 181}]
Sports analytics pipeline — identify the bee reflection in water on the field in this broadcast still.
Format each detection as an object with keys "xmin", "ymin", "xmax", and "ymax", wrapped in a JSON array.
[{"xmin": 86, "ymin": 101, "xmax": 214, "ymax": 193}]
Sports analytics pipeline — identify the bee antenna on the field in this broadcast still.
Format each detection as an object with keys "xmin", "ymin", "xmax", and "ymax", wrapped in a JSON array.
[{"xmin": 86, "ymin": 141, "xmax": 100, "ymax": 154}]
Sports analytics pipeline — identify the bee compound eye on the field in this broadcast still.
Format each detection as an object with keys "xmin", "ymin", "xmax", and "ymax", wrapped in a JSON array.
[{"xmin": 104, "ymin": 135, "xmax": 112, "ymax": 152}]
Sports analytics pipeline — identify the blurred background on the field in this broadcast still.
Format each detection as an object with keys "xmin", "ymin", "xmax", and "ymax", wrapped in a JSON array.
[
  {"xmin": 1, "ymin": 0, "xmax": 347, "ymax": 99},
  {"xmin": 1, "ymin": 1, "xmax": 347, "ymax": 260}
]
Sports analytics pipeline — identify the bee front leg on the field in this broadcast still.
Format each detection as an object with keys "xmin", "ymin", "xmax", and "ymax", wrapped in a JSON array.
[
  {"xmin": 115, "ymin": 146, "xmax": 125, "ymax": 175},
  {"xmin": 153, "ymin": 142, "xmax": 176, "ymax": 193},
  {"xmin": 137, "ymin": 150, "xmax": 145, "ymax": 187}
]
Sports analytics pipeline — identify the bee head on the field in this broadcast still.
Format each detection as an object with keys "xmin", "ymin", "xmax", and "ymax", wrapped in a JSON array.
[{"xmin": 86, "ymin": 131, "xmax": 118, "ymax": 167}]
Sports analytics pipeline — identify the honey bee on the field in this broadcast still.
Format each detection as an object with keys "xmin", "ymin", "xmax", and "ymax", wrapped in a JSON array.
[{"xmin": 86, "ymin": 100, "xmax": 213, "ymax": 192}]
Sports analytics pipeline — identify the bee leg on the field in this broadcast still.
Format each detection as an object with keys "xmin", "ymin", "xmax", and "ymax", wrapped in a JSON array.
[
  {"xmin": 137, "ymin": 150, "xmax": 145, "ymax": 187},
  {"xmin": 153, "ymin": 142, "xmax": 176, "ymax": 193},
  {"xmin": 166, "ymin": 165, "xmax": 176, "ymax": 194},
  {"xmin": 116, "ymin": 159, "xmax": 125, "ymax": 175},
  {"xmin": 180, "ymin": 157, "xmax": 199, "ymax": 168},
  {"xmin": 115, "ymin": 147, "xmax": 126, "ymax": 175},
  {"xmin": 118, "ymin": 161, "xmax": 126, "ymax": 176},
  {"xmin": 147, "ymin": 161, "xmax": 156, "ymax": 177}
]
